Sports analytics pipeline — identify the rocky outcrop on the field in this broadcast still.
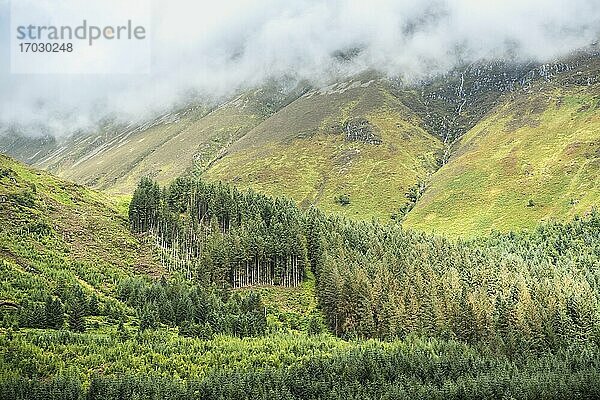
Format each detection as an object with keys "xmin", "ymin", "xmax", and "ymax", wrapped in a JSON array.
[{"xmin": 330, "ymin": 118, "xmax": 381, "ymax": 145}]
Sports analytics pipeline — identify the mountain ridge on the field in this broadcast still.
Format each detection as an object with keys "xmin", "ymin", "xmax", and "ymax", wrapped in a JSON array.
[{"xmin": 1, "ymin": 49, "xmax": 599, "ymax": 235}]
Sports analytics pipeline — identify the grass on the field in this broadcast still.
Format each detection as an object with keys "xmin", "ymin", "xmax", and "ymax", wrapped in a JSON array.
[
  {"xmin": 204, "ymin": 84, "xmax": 443, "ymax": 220},
  {"xmin": 237, "ymin": 269, "xmax": 321, "ymax": 332},
  {"xmin": 404, "ymin": 85, "xmax": 600, "ymax": 237},
  {"xmin": 36, "ymin": 99, "xmax": 265, "ymax": 195},
  {"xmin": 0, "ymin": 154, "xmax": 161, "ymax": 296}
]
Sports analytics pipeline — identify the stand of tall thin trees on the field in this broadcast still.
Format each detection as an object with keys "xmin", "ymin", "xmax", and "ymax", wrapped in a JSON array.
[{"xmin": 129, "ymin": 177, "xmax": 307, "ymax": 288}]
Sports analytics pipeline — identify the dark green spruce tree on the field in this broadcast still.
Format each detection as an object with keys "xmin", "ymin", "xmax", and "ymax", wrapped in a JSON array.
[
  {"xmin": 68, "ymin": 287, "xmax": 87, "ymax": 333},
  {"xmin": 44, "ymin": 296, "xmax": 65, "ymax": 329}
]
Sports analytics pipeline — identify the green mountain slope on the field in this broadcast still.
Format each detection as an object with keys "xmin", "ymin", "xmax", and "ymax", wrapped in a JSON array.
[
  {"xmin": 36, "ymin": 101, "xmax": 260, "ymax": 193},
  {"xmin": 1, "ymin": 53, "xmax": 598, "ymax": 233},
  {"xmin": 0, "ymin": 153, "xmax": 160, "ymax": 306},
  {"xmin": 204, "ymin": 78, "xmax": 443, "ymax": 219},
  {"xmin": 0, "ymin": 75, "xmax": 446, "ymax": 220},
  {"xmin": 3, "ymin": 82, "xmax": 302, "ymax": 195},
  {"xmin": 404, "ymin": 65, "xmax": 600, "ymax": 236}
]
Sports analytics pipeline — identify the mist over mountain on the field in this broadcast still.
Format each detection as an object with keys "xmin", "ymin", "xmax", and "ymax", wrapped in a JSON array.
[{"xmin": 1, "ymin": 0, "xmax": 599, "ymax": 137}]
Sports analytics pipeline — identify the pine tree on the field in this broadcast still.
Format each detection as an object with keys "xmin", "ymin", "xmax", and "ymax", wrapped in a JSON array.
[
  {"xmin": 140, "ymin": 302, "xmax": 160, "ymax": 331},
  {"xmin": 68, "ymin": 305, "xmax": 86, "ymax": 332},
  {"xmin": 68, "ymin": 287, "xmax": 87, "ymax": 333},
  {"xmin": 19, "ymin": 299, "xmax": 46, "ymax": 328},
  {"xmin": 129, "ymin": 177, "xmax": 161, "ymax": 233},
  {"xmin": 44, "ymin": 296, "xmax": 65, "ymax": 329},
  {"xmin": 88, "ymin": 294, "xmax": 100, "ymax": 316}
]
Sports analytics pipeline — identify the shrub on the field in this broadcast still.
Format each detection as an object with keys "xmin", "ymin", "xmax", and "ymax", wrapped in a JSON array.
[{"xmin": 335, "ymin": 194, "xmax": 351, "ymax": 206}]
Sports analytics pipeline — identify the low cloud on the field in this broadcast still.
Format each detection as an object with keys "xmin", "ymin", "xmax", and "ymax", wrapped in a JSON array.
[{"xmin": 1, "ymin": 0, "xmax": 599, "ymax": 136}]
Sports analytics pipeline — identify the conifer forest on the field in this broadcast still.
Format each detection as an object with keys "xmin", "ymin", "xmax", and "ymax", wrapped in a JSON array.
[{"xmin": 3, "ymin": 169, "xmax": 598, "ymax": 399}]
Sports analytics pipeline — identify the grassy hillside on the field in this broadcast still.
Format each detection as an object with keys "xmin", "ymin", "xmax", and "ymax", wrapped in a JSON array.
[
  {"xmin": 35, "ymin": 102, "xmax": 259, "ymax": 193},
  {"xmin": 1, "ymin": 76, "xmax": 445, "ymax": 221},
  {"xmin": 204, "ymin": 79, "xmax": 443, "ymax": 219},
  {"xmin": 404, "ymin": 79, "xmax": 600, "ymax": 236},
  {"xmin": 12, "ymin": 81, "xmax": 305, "ymax": 195},
  {"xmin": 0, "ymin": 154, "xmax": 158, "ymax": 274},
  {"xmin": 0, "ymin": 154, "xmax": 163, "ymax": 321}
]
